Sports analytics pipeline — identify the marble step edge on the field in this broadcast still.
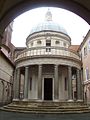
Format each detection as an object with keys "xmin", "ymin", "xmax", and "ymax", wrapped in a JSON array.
[
  {"xmin": 1, "ymin": 107, "xmax": 90, "ymax": 114},
  {"xmin": 2, "ymin": 106, "xmax": 90, "ymax": 111},
  {"xmin": 6, "ymin": 104, "xmax": 89, "ymax": 109}
]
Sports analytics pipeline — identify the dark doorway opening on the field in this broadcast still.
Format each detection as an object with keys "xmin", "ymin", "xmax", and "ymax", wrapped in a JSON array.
[{"xmin": 44, "ymin": 78, "xmax": 53, "ymax": 100}]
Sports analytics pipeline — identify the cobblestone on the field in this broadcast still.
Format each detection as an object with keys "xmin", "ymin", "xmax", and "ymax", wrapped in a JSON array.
[{"xmin": 0, "ymin": 110, "xmax": 90, "ymax": 120}]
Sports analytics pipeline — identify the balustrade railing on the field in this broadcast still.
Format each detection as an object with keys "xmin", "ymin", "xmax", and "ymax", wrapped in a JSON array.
[{"xmin": 15, "ymin": 47, "xmax": 80, "ymax": 61}]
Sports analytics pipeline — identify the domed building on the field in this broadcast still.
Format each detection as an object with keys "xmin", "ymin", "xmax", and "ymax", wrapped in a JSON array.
[{"xmin": 13, "ymin": 10, "xmax": 83, "ymax": 104}]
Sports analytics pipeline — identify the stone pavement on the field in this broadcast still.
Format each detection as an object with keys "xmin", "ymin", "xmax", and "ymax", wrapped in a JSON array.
[{"xmin": 0, "ymin": 110, "xmax": 90, "ymax": 120}]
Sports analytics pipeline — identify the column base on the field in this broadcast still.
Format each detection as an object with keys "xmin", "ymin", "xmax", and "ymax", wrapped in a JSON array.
[
  {"xmin": 54, "ymin": 99, "xmax": 59, "ymax": 102},
  {"xmin": 37, "ymin": 99, "xmax": 43, "ymax": 102},
  {"xmin": 77, "ymin": 99, "xmax": 83, "ymax": 102},
  {"xmin": 13, "ymin": 99, "xmax": 20, "ymax": 101},
  {"xmin": 22, "ymin": 98, "xmax": 29, "ymax": 101},
  {"xmin": 67, "ymin": 99, "xmax": 74, "ymax": 102}
]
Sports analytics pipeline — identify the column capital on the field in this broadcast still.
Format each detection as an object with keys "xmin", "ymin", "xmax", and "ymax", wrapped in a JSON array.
[
  {"xmin": 16, "ymin": 67, "xmax": 21, "ymax": 70},
  {"xmin": 54, "ymin": 64, "xmax": 59, "ymax": 67},
  {"xmin": 76, "ymin": 67, "xmax": 81, "ymax": 70},
  {"xmin": 68, "ymin": 66, "xmax": 71, "ymax": 73},
  {"xmin": 68, "ymin": 66, "xmax": 72, "ymax": 69},
  {"xmin": 54, "ymin": 64, "xmax": 59, "ymax": 68},
  {"xmin": 17, "ymin": 67, "xmax": 20, "ymax": 74},
  {"xmin": 77, "ymin": 68, "xmax": 80, "ymax": 72},
  {"xmin": 25, "ymin": 66, "xmax": 29, "ymax": 69},
  {"xmin": 38, "ymin": 64, "xmax": 42, "ymax": 67}
]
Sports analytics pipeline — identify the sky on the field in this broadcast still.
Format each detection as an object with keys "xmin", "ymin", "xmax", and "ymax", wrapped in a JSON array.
[{"xmin": 11, "ymin": 7, "xmax": 90, "ymax": 47}]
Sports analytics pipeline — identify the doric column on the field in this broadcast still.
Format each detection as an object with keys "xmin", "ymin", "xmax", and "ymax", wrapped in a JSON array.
[
  {"xmin": 54, "ymin": 64, "xmax": 59, "ymax": 100},
  {"xmin": 13, "ymin": 68, "xmax": 20, "ymax": 100},
  {"xmin": 23, "ymin": 66, "xmax": 29, "ymax": 100},
  {"xmin": 76, "ymin": 69, "xmax": 83, "ymax": 101},
  {"xmin": 38, "ymin": 64, "xmax": 42, "ymax": 100},
  {"xmin": 68, "ymin": 66, "xmax": 73, "ymax": 101}
]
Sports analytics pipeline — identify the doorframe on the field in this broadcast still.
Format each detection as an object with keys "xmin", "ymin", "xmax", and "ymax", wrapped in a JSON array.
[{"xmin": 42, "ymin": 75, "xmax": 54, "ymax": 101}]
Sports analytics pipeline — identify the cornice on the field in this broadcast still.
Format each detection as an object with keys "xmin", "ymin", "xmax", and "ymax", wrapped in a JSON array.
[
  {"xmin": 26, "ymin": 31, "xmax": 71, "ymax": 45},
  {"xmin": 15, "ymin": 54, "xmax": 81, "ymax": 66}
]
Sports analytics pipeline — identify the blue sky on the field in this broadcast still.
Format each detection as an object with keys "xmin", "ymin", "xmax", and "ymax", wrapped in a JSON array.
[{"xmin": 11, "ymin": 7, "xmax": 90, "ymax": 47}]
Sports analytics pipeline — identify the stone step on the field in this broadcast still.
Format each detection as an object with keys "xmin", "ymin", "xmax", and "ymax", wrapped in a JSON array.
[
  {"xmin": 1, "ymin": 101, "xmax": 90, "ymax": 114},
  {"xmin": 4, "ymin": 107, "xmax": 89, "ymax": 111},
  {"xmin": 2, "ymin": 105, "xmax": 90, "ymax": 113},
  {"xmin": 6, "ymin": 105, "xmax": 89, "ymax": 109},
  {"xmin": 1, "ymin": 107, "xmax": 90, "ymax": 114}
]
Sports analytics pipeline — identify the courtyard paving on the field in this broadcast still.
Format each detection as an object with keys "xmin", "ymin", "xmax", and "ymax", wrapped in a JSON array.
[{"xmin": 0, "ymin": 110, "xmax": 90, "ymax": 120}]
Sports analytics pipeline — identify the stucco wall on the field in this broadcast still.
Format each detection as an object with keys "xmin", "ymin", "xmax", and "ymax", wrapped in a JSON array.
[
  {"xmin": 80, "ymin": 31, "xmax": 90, "ymax": 103},
  {"xmin": 0, "ymin": 53, "xmax": 14, "ymax": 105}
]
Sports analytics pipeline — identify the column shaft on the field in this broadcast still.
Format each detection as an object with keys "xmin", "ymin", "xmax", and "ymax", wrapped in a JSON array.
[
  {"xmin": 23, "ymin": 66, "xmax": 29, "ymax": 100},
  {"xmin": 76, "ymin": 69, "xmax": 83, "ymax": 101},
  {"xmin": 38, "ymin": 65, "xmax": 42, "ymax": 100},
  {"xmin": 68, "ymin": 66, "xmax": 73, "ymax": 101},
  {"xmin": 54, "ymin": 65, "xmax": 59, "ymax": 100},
  {"xmin": 13, "ymin": 68, "xmax": 20, "ymax": 100}
]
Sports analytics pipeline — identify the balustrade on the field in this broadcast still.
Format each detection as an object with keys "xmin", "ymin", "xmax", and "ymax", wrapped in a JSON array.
[{"xmin": 15, "ymin": 47, "xmax": 80, "ymax": 61}]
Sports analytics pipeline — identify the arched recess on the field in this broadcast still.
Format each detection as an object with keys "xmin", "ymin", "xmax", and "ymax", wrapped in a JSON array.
[{"xmin": 0, "ymin": 0, "xmax": 90, "ymax": 36}]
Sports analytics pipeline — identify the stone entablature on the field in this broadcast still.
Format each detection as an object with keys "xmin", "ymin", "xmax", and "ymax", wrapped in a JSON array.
[
  {"xmin": 15, "ymin": 57, "xmax": 81, "ymax": 69},
  {"xmin": 26, "ymin": 31, "xmax": 71, "ymax": 43}
]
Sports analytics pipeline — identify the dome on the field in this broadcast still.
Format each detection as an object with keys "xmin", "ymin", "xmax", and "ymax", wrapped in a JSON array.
[
  {"xmin": 30, "ymin": 21, "xmax": 68, "ymax": 35},
  {"xmin": 29, "ymin": 9, "xmax": 68, "ymax": 35}
]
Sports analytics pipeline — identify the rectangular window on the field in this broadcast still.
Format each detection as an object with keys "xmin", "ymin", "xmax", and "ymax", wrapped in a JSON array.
[
  {"xmin": 46, "ymin": 40, "xmax": 51, "ymax": 46},
  {"xmin": 88, "ymin": 40, "xmax": 90, "ymax": 50},
  {"xmin": 84, "ymin": 46, "xmax": 87, "ymax": 56},
  {"xmin": 88, "ymin": 40, "xmax": 90, "ymax": 53},
  {"xmin": 30, "ymin": 77, "xmax": 32, "ymax": 90},
  {"xmin": 85, "ymin": 67, "xmax": 89, "ymax": 81}
]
